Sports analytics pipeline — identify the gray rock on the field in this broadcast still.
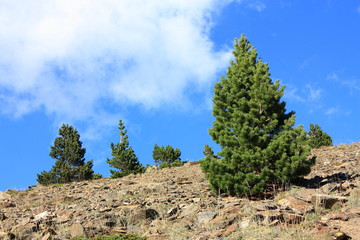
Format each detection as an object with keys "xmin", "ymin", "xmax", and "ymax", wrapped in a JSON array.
[{"xmin": 197, "ymin": 211, "xmax": 217, "ymax": 224}]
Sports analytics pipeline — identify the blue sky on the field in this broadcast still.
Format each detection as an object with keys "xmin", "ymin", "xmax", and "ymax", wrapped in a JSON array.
[{"xmin": 1, "ymin": 0, "xmax": 359, "ymax": 191}]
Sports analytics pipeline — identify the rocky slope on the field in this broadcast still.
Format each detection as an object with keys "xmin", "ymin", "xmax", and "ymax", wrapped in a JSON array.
[{"xmin": 1, "ymin": 143, "xmax": 360, "ymax": 240}]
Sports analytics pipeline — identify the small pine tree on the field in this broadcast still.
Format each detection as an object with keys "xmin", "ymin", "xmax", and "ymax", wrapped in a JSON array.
[
  {"xmin": 37, "ymin": 124, "xmax": 94, "ymax": 185},
  {"xmin": 203, "ymin": 144, "xmax": 217, "ymax": 159},
  {"xmin": 308, "ymin": 123, "xmax": 332, "ymax": 148},
  {"xmin": 152, "ymin": 144, "xmax": 182, "ymax": 168},
  {"xmin": 92, "ymin": 173, "xmax": 103, "ymax": 180},
  {"xmin": 107, "ymin": 120, "xmax": 144, "ymax": 178},
  {"xmin": 201, "ymin": 35, "xmax": 315, "ymax": 197}
]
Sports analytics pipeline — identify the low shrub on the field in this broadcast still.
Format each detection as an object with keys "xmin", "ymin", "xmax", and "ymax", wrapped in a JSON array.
[{"xmin": 159, "ymin": 159, "xmax": 185, "ymax": 169}]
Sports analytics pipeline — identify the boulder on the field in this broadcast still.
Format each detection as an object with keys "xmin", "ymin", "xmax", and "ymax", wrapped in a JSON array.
[
  {"xmin": 34, "ymin": 211, "xmax": 52, "ymax": 220},
  {"xmin": 222, "ymin": 223, "xmax": 237, "ymax": 237},
  {"xmin": 311, "ymin": 194, "xmax": 348, "ymax": 209},
  {"xmin": 70, "ymin": 223, "xmax": 85, "ymax": 238},
  {"xmin": 197, "ymin": 211, "xmax": 217, "ymax": 224},
  {"xmin": 0, "ymin": 201, "xmax": 15, "ymax": 208},
  {"xmin": 0, "ymin": 231, "xmax": 7, "ymax": 238},
  {"xmin": 0, "ymin": 192, "xmax": 11, "ymax": 201},
  {"xmin": 278, "ymin": 196, "xmax": 314, "ymax": 214},
  {"xmin": 130, "ymin": 208, "xmax": 159, "ymax": 224}
]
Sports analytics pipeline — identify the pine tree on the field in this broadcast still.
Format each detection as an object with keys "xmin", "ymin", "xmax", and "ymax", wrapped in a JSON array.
[
  {"xmin": 107, "ymin": 120, "xmax": 144, "ymax": 178},
  {"xmin": 308, "ymin": 123, "xmax": 332, "ymax": 148},
  {"xmin": 37, "ymin": 124, "xmax": 94, "ymax": 185},
  {"xmin": 201, "ymin": 35, "xmax": 315, "ymax": 197},
  {"xmin": 152, "ymin": 144, "xmax": 182, "ymax": 168},
  {"xmin": 203, "ymin": 144, "xmax": 217, "ymax": 159}
]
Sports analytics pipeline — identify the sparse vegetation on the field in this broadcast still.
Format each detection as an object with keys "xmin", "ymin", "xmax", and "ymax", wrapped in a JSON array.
[
  {"xmin": 304, "ymin": 212, "xmax": 321, "ymax": 224},
  {"xmin": 92, "ymin": 173, "xmax": 103, "ymax": 180},
  {"xmin": 347, "ymin": 189, "xmax": 360, "ymax": 207},
  {"xmin": 5, "ymin": 189, "xmax": 19, "ymax": 195},
  {"xmin": 2, "ymin": 142, "xmax": 360, "ymax": 239},
  {"xmin": 52, "ymin": 183, "xmax": 64, "ymax": 188},
  {"xmin": 73, "ymin": 233, "xmax": 146, "ymax": 240},
  {"xmin": 273, "ymin": 185, "xmax": 301, "ymax": 202},
  {"xmin": 159, "ymin": 159, "xmax": 184, "ymax": 169}
]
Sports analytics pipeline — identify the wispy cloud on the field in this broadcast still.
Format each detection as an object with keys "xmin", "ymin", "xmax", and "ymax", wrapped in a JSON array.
[
  {"xmin": 327, "ymin": 72, "xmax": 338, "ymax": 81},
  {"xmin": 283, "ymin": 82, "xmax": 325, "ymax": 114},
  {"xmin": 327, "ymin": 72, "xmax": 360, "ymax": 95},
  {"xmin": 306, "ymin": 84, "xmax": 322, "ymax": 101},
  {"xmin": 284, "ymin": 83, "xmax": 322, "ymax": 103},
  {"xmin": 283, "ymin": 85, "xmax": 305, "ymax": 103},
  {"xmin": 325, "ymin": 107, "xmax": 339, "ymax": 116},
  {"xmin": 247, "ymin": 1, "xmax": 266, "ymax": 12},
  {"xmin": 0, "ymin": 0, "xmax": 234, "ymax": 137},
  {"xmin": 298, "ymin": 55, "xmax": 317, "ymax": 69}
]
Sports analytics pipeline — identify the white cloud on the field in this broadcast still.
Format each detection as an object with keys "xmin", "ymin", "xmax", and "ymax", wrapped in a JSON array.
[
  {"xmin": 0, "ymin": 0, "xmax": 233, "ymax": 134},
  {"xmin": 325, "ymin": 107, "xmax": 339, "ymax": 116},
  {"xmin": 247, "ymin": 1, "xmax": 266, "ymax": 12}
]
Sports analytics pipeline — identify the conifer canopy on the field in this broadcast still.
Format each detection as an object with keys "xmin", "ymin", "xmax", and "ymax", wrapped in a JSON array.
[
  {"xmin": 37, "ymin": 124, "xmax": 94, "ymax": 184},
  {"xmin": 201, "ymin": 35, "xmax": 315, "ymax": 197},
  {"xmin": 308, "ymin": 123, "xmax": 332, "ymax": 148},
  {"xmin": 107, "ymin": 120, "xmax": 144, "ymax": 178},
  {"xmin": 152, "ymin": 144, "xmax": 181, "ymax": 166}
]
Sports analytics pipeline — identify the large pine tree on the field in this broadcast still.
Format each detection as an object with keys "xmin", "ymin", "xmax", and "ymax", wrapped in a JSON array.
[
  {"xmin": 201, "ymin": 35, "xmax": 315, "ymax": 197},
  {"xmin": 37, "ymin": 124, "xmax": 94, "ymax": 184},
  {"xmin": 107, "ymin": 120, "xmax": 144, "ymax": 178}
]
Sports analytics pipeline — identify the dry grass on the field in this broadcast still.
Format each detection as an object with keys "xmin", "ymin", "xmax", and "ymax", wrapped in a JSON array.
[
  {"xmin": 226, "ymin": 222, "xmax": 330, "ymax": 240},
  {"xmin": 347, "ymin": 188, "xmax": 360, "ymax": 207},
  {"xmin": 273, "ymin": 186, "xmax": 300, "ymax": 202}
]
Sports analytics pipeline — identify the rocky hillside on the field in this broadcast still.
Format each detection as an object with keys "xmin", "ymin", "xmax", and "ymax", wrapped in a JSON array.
[{"xmin": 1, "ymin": 143, "xmax": 360, "ymax": 240}]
